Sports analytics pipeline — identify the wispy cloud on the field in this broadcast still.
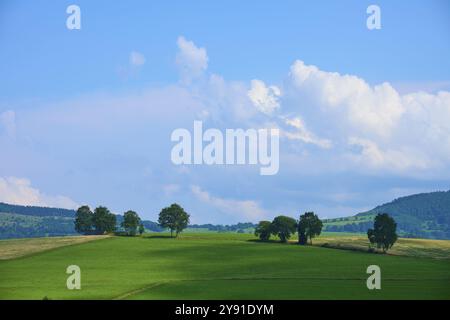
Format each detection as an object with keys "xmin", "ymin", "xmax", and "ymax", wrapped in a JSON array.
[
  {"xmin": 129, "ymin": 51, "xmax": 146, "ymax": 67},
  {"xmin": 0, "ymin": 110, "xmax": 16, "ymax": 139},
  {"xmin": 191, "ymin": 185, "xmax": 268, "ymax": 221},
  {"xmin": 283, "ymin": 117, "xmax": 332, "ymax": 149}
]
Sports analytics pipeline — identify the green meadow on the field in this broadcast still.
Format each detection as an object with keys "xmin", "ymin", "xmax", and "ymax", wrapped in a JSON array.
[{"xmin": 0, "ymin": 233, "xmax": 449, "ymax": 300}]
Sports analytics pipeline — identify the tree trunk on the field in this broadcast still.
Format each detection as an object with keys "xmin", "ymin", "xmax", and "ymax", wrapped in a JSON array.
[{"xmin": 170, "ymin": 229, "xmax": 173, "ymax": 238}]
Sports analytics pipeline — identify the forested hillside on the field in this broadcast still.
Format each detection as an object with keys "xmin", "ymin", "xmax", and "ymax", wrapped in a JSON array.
[{"xmin": 323, "ymin": 190, "xmax": 450, "ymax": 239}]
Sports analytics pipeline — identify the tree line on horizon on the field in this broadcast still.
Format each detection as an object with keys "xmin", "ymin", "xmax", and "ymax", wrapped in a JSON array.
[
  {"xmin": 74, "ymin": 203, "xmax": 398, "ymax": 252},
  {"xmin": 255, "ymin": 212, "xmax": 323, "ymax": 245},
  {"xmin": 74, "ymin": 203, "xmax": 190, "ymax": 237},
  {"xmin": 255, "ymin": 212, "xmax": 398, "ymax": 252},
  {"xmin": 74, "ymin": 206, "xmax": 144, "ymax": 236}
]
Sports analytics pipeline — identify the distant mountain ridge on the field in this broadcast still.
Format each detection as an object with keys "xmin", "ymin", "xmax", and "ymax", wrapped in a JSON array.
[{"xmin": 323, "ymin": 190, "xmax": 450, "ymax": 239}]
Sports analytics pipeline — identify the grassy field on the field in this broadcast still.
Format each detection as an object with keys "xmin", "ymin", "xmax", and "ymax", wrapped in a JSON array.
[{"xmin": 0, "ymin": 232, "xmax": 449, "ymax": 300}]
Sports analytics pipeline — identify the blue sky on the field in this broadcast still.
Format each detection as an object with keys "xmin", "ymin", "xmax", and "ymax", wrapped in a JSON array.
[{"xmin": 1, "ymin": 0, "xmax": 449, "ymax": 223}]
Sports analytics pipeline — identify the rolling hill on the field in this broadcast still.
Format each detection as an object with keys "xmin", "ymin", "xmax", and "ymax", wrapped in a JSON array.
[
  {"xmin": 0, "ymin": 202, "xmax": 253, "ymax": 239},
  {"xmin": 1, "ymin": 190, "xmax": 449, "ymax": 240},
  {"xmin": 0, "ymin": 203, "xmax": 164, "ymax": 239},
  {"xmin": 1, "ymin": 233, "xmax": 449, "ymax": 299},
  {"xmin": 0, "ymin": 203, "xmax": 76, "ymax": 239},
  {"xmin": 323, "ymin": 190, "xmax": 450, "ymax": 239}
]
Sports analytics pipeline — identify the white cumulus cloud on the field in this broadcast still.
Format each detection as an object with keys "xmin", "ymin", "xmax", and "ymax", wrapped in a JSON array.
[
  {"xmin": 0, "ymin": 176, "xmax": 79, "ymax": 209},
  {"xmin": 176, "ymin": 36, "xmax": 208, "ymax": 83},
  {"xmin": 281, "ymin": 60, "xmax": 450, "ymax": 174},
  {"xmin": 288, "ymin": 60, "xmax": 404, "ymax": 137},
  {"xmin": 247, "ymin": 79, "xmax": 281, "ymax": 114}
]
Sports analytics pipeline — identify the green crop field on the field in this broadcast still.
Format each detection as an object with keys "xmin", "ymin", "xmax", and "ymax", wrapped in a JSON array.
[{"xmin": 0, "ymin": 233, "xmax": 449, "ymax": 300}]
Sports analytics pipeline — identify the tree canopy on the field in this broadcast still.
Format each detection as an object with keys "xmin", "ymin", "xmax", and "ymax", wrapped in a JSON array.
[
  {"xmin": 367, "ymin": 213, "xmax": 398, "ymax": 252},
  {"xmin": 158, "ymin": 203, "xmax": 190, "ymax": 237},
  {"xmin": 74, "ymin": 205, "xmax": 93, "ymax": 234},
  {"xmin": 74, "ymin": 206, "xmax": 116, "ymax": 235},
  {"xmin": 254, "ymin": 221, "xmax": 272, "ymax": 241},
  {"xmin": 271, "ymin": 215, "xmax": 297, "ymax": 243},
  {"xmin": 298, "ymin": 211, "xmax": 323, "ymax": 245},
  {"xmin": 121, "ymin": 210, "xmax": 141, "ymax": 236},
  {"xmin": 92, "ymin": 206, "xmax": 116, "ymax": 234}
]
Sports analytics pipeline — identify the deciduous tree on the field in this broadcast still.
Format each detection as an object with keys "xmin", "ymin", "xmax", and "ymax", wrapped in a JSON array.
[
  {"xmin": 271, "ymin": 215, "xmax": 297, "ymax": 243},
  {"xmin": 255, "ymin": 221, "xmax": 272, "ymax": 241},
  {"xmin": 121, "ymin": 210, "xmax": 141, "ymax": 236},
  {"xmin": 74, "ymin": 205, "xmax": 93, "ymax": 234},
  {"xmin": 158, "ymin": 203, "xmax": 190, "ymax": 237},
  {"xmin": 367, "ymin": 213, "xmax": 398, "ymax": 252},
  {"xmin": 298, "ymin": 212, "xmax": 323, "ymax": 245},
  {"xmin": 93, "ymin": 206, "xmax": 116, "ymax": 234}
]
